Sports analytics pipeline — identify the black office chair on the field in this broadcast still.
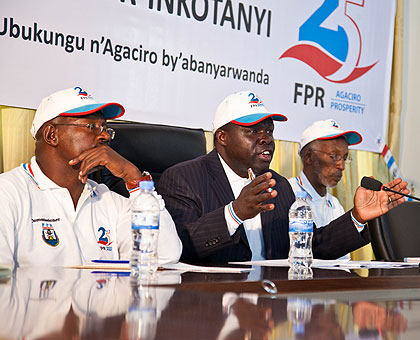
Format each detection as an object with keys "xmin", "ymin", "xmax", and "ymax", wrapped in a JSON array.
[
  {"xmin": 368, "ymin": 201, "xmax": 420, "ymax": 260},
  {"xmin": 91, "ymin": 120, "xmax": 207, "ymax": 197}
]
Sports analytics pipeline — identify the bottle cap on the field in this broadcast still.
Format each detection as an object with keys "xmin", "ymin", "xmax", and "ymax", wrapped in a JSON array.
[
  {"xmin": 295, "ymin": 191, "xmax": 308, "ymax": 199},
  {"xmin": 139, "ymin": 180, "xmax": 154, "ymax": 190}
]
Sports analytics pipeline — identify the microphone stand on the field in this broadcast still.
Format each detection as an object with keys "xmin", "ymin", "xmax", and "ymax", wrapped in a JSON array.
[{"xmin": 381, "ymin": 186, "xmax": 420, "ymax": 202}]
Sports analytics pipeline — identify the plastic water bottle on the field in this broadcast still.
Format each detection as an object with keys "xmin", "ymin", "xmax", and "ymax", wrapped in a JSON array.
[
  {"xmin": 131, "ymin": 181, "xmax": 160, "ymax": 274},
  {"xmin": 288, "ymin": 191, "xmax": 313, "ymax": 276}
]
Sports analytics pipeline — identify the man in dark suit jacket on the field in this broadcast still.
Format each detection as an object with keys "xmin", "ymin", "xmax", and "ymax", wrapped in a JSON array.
[{"xmin": 159, "ymin": 91, "xmax": 408, "ymax": 265}]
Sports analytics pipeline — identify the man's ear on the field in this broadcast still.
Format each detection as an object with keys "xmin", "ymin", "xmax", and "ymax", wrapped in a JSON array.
[
  {"xmin": 42, "ymin": 124, "xmax": 59, "ymax": 147},
  {"xmin": 215, "ymin": 129, "xmax": 228, "ymax": 147},
  {"xmin": 301, "ymin": 148, "xmax": 313, "ymax": 165}
]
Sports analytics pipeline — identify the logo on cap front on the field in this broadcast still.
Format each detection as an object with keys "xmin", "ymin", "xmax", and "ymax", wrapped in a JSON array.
[
  {"xmin": 248, "ymin": 93, "xmax": 263, "ymax": 108},
  {"xmin": 330, "ymin": 120, "xmax": 340, "ymax": 128},
  {"xmin": 74, "ymin": 86, "xmax": 92, "ymax": 99}
]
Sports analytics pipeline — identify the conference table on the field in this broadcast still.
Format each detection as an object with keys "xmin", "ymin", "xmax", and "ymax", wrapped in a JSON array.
[{"xmin": 1, "ymin": 264, "xmax": 420, "ymax": 339}]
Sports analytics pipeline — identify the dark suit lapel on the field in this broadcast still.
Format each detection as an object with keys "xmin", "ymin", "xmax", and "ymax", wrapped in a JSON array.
[
  {"xmin": 205, "ymin": 150, "xmax": 235, "ymax": 205},
  {"xmin": 205, "ymin": 150, "xmax": 250, "ymax": 249}
]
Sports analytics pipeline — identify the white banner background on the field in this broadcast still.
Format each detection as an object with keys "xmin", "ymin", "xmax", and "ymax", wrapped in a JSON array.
[{"xmin": 0, "ymin": 0, "xmax": 395, "ymax": 152}]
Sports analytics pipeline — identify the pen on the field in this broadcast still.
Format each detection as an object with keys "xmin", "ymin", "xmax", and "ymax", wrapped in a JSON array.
[
  {"xmin": 248, "ymin": 167, "xmax": 256, "ymax": 181},
  {"xmin": 91, "ymin": 260, "xmax": 129, "ymax": 264},
  {"xmin": 248, "ymin": 167, "xmax": 273, "ymax": 192}
]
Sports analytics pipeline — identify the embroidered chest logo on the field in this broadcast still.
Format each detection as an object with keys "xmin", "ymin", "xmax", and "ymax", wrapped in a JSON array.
[
  {"xmin": 41, "ymin": 223, "xmax": 59, "ymax": 247},
  {"xmin": 97, "ymin": 226, "xmax": 113, "ymax": 251}
]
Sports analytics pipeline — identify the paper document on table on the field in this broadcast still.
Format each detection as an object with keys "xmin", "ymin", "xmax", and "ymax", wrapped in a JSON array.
[
  {"xmin": 70, "ymin": 261, "xmax": 253, "ymax": 273},
  {"xmin": 314, "ymin": 260, "xmax": 419, "ymax": 269},
  {"xmin": 163, "ymin": 262, "xmax": 253, "ymax": 273},
  {"xmin": 336, "ymin": 261, "xmax": 419, "ymax": 269},
  {"xmin": 229, "ymin": 259, "xmax": 419, "ymax": 269}
]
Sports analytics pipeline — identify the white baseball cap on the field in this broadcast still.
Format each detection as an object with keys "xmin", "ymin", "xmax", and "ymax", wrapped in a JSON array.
[
  {"xmin": 212, "ymin": 90, "xmax": 287, "ymax": 133},
  {"xmin": 31, "ymin": 86, "xmax": 125, "ymax": 138},
  {"xmin": 299, "ymin": 119, "xmax": 362, "ymax": 153}
]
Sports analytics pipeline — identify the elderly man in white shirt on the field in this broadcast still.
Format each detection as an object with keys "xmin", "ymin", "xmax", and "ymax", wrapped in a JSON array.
[
  {"xmin": 289, "ymin": 119, "xmax": 362, "ymax": 260},
  {"xmin": 0, "ymin": 87, "xmax": 182, "ymax": 267}
]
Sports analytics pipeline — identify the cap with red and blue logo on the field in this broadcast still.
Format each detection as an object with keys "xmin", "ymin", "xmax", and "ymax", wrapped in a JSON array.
[
  {"xmin": 31, "ymin": 86, "xmax": 125, "ymax": 138},
  {"xmin": 299, "ymin": 119, "xmax": 362, "ymax": 153},
  {"xmin": 212, "ymin": 90, "xmax": 288, "ymax": 133}
]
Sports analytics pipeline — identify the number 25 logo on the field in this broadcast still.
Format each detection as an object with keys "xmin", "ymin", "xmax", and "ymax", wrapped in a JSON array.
[
  {"xmin": 97, "ymin": 227, "xmax": 112, "ymax": 246},
  {"xmin": 279, "ymin": 0, "xmax": 377, "ymax": 84}
]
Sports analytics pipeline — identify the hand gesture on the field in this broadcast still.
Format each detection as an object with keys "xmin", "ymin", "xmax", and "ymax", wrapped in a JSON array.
[
  {"xmin": 232, "ymin": 172, "xmax": 277, "ymax": 221},
  {"xmin": 68, "ymin": 145, "xmax": 141, "ymax": 184},
  {"xmin": 352, "ymin": 178, "xmax": 409, "ymax": 223}
]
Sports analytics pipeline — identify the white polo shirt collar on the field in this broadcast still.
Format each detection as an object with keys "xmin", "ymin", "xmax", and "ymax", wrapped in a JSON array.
[
  {"xmin": 295, "ymin": 171, "xmax": 334, "ymax": 208},
  {"xmin": 24, "ymin": 157, "xmax": 98, "ymax": 198}
]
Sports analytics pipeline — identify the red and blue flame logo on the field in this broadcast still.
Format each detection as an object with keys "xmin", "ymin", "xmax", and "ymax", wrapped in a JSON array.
[
  {"xmin": 279, "ymin": 0, "xmax": 376, "ymax": 84},
  {"xmin": 74, "ymin": 86, "xmax": 89, "ymax": 97},
  {"xmin": 97, "ymin": 227, "xmax": 113, "ymax": 246},
  {"xmin": 248, "ymin": 92, "xmax": 262, "ymax": 104}
]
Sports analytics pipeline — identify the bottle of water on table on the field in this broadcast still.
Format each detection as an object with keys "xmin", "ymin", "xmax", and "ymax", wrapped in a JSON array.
[
  {"xmin": 288, "ymin": 191, "xmax": 313, "ymax": 278},
  {"xmin": 131, "ymin": 180, "xmax": 160, "ymax": 275}
]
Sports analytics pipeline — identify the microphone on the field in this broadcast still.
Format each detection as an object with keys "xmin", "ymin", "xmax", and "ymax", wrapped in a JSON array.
[{"xmin": 361, "ymin": 176, "xmax": 420, "ymax": 202}]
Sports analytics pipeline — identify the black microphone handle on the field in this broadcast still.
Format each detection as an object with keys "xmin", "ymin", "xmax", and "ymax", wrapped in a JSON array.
[{"xmin": 382, "ymin": 186, "xmax": 420, "ymax": 202}]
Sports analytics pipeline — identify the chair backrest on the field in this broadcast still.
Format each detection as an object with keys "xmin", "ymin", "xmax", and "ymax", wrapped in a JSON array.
[
  {"xmin": 92, "ymin": 121, "xmax": 207, "ymax": 197},
  {"xmin": 368, "ymin": 201, "xmax": 420, "ymax": 260}
]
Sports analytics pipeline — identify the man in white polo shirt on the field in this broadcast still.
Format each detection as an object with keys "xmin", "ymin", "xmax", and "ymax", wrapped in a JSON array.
[
  {"xmin": 0, "ymin": 87, "xmax": 182, "ymax": 267},
  {"xmin": 289, "ymin": 119, "xmax": 363, "ymax": 260}
]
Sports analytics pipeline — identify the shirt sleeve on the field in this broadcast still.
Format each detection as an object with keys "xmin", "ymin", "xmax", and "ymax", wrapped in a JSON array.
[
  {"xmin": 224, "ymin": 202, "xmax": 243, "ymax": 236},
  {"xmin": 350, "ymin": 211, "xmax": 366, "ymax": 233},
  {"xmin": 0, "ymin": 178, "xmax": 18, "ymax": 266}
]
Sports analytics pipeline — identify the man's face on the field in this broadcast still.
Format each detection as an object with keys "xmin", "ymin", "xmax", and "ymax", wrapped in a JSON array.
[
  {"xmin": 53, "ymin": 112, "xmax": 110, "ymax": 163},
  {"xmin": 220, "ymin": 118, "xmax": 275, "ymax": 177},
  {"xmin": 307, "ymin": 138, "xmax": 349, "ymax": 188}
]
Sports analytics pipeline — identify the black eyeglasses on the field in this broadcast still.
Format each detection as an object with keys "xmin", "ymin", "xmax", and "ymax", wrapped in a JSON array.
[
  {"xmin": 312, "ymin": 149, "xmax": 351, "ymax": 164},
  {"xmin": 53, "ymin": 123, "xmax": 115, "ymax": 140}
]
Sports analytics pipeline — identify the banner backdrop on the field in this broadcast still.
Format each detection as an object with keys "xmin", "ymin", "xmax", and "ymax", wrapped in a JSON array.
[{"xmin": 0, "ymin": 0, "xmax": 395, "ymax": 152}]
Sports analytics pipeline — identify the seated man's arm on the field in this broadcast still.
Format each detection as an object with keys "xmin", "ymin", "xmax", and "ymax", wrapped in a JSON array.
[
  {"xmin": 158, "ymin": 166, "xmax": 238, "ymax": 261},
  {"xmin": 312, "ymin": 178, "xmax": 409, "ymax": 259},
  {"xmin": 70, "ymin": 144, "xmax": 182, "ymax": 264},
  {"xmin": 69, "ymin": 144, "xmax": 142, "ymax": 184},
  {"xmin": 156, "ymin": 203, "xmax": 183, "ymax": 265},
  {"xmin": 0, "ymin": 179, "xmax": 18, "ymax": 266},
  {"xmin": 312, "ymin": 211, "xmax": 370, "ymax": 259}
]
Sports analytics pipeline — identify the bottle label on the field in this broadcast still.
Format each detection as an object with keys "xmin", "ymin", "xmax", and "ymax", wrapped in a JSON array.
[
  {"xmin": 289, "ymin": 218, "xmax": 313, "ymax": 233},
  {"xmin": 132, "ymin": 213, "xmax": 159, "ymax": 230},
  {"xmin": 132, "ymin": 224, "xmax": 159, "ymax": 230}
]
